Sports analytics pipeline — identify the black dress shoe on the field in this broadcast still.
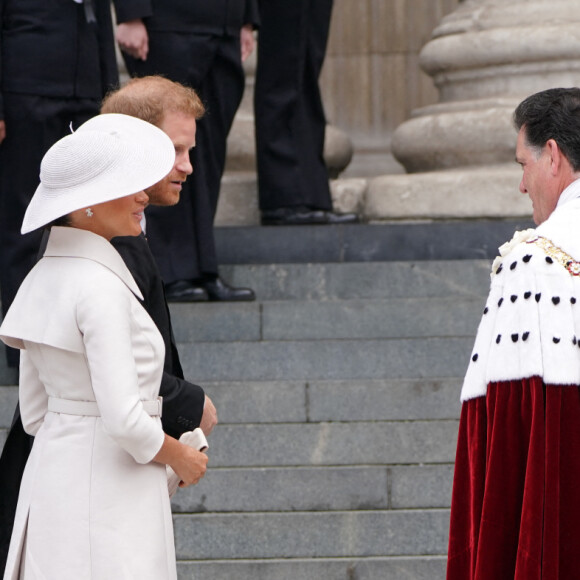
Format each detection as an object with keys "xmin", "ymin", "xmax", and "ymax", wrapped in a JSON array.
[
  {"xmin": 165, "ymin": 280, "xmax": 208, "ymax": 303},
  {"xmin": 261, "ymin": 206, "xmax": 359, "ymax": 226},
  {"xmin": 199, "ymin": 276, "xmax": 256, "ymax": 302}
]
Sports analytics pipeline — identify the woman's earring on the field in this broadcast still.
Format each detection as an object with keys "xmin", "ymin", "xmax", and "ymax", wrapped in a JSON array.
[{"xmin": 85, "ymin": 208, "xmax": 93, "ymax": 218}]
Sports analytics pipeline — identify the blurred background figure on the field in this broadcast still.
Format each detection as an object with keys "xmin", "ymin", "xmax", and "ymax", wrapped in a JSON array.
[
  {"xmin": 254, "ymin": 0, "xmax": 358, "ymax": 226},
  {"xmin": 114, "ymin": 0, "xmax": 259, "ymax": 302}
]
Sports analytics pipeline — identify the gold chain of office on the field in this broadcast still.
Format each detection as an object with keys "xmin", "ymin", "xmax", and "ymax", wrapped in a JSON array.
[{"xmin": 527, "ymin": 235, "xmax": 580, "ymax": 276}]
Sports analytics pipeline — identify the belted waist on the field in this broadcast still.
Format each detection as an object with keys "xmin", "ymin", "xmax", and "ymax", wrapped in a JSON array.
[{"xmin": 47, "ymin": 396, "xmax": 163, "ymax": 417}]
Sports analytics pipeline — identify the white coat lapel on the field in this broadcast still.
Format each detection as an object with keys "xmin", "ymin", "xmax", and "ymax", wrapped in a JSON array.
[{"xmin": 44, "ymin": 227, "xmax": 143, "ymax": 300}]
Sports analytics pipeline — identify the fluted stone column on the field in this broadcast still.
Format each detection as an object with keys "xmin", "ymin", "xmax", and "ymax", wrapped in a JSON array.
[{"xmin": 366, "ymin": 0, "xmax": 580, "ymax": 221}]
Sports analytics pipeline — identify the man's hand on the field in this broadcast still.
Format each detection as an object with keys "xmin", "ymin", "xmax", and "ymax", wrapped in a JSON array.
[
  {"xmin": 0, "ymin": 120, "xmax": 6, "ymax": 144},
  {"xmin": 200, "ymin": 395, "xmax": 218, "ymax": 436},
  {"xmin": 116, "ymin": 19, "xmax": 149, "ymax": 61},
  {"xmin": 240, "ymin": 25, "xmax": 255, "ymax": 62}
]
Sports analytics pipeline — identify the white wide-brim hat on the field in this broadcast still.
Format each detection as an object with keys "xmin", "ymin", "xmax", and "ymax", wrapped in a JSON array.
[{"xmin": 22, "ymin": 113, "xmax": 175, "ymax": 234}]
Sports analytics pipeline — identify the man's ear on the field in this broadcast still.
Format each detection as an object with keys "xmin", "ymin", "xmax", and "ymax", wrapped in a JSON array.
[{"xmin": 546, "ymin": 138, "xmax": 564, "ymax": 176}]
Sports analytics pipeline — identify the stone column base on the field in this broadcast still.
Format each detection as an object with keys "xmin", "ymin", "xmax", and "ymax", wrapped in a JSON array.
[{"xmin": 365, "ymin": 164, "xmax": 531, "ymax": 221}]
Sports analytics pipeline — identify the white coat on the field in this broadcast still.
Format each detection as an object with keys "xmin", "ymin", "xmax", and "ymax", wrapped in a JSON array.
[{"xmin": 0, "ymin": 227, "xmax": 176, "ymax": 580}]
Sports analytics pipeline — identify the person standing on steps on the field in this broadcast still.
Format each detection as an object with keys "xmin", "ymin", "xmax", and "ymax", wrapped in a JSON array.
[
  {"xmin": 254, "ymin": 0, "xmax": 358, "ymax": 226},
  {"xmin": 113, "ymin": 0, "xmax": 258, "ymax": 302}
]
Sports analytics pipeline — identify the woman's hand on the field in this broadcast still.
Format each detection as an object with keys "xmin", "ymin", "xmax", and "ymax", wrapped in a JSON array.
[
  {"xmin": 154, "ymin": 433, "xmax": 208, "ymax": 487},
  {"xmin": 174, "ymin": 445, "xmax": 208, "ymax": 487}
]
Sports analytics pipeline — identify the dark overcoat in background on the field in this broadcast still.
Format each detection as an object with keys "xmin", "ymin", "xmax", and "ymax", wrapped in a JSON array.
[{"xmin": 254, "ymin": 0, "xmax": 334, "ymax": 212}]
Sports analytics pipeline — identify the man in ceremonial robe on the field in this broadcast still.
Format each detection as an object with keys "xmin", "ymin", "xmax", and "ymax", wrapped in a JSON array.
[{"xmin": 447, "ymin": 87, "xmax": 580, "ymax": 579}]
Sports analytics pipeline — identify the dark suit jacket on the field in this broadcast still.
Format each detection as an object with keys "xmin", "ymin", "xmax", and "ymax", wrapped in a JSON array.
[
  {"xmin": 114, "ymin": 0, "xmax": 259, "ymax": 34},
  {"xmin": 0, "ymin": 0, "xmax": 118, "ymax": 117},
  {"xmin": 112, "ymin": 235, "xmax": 205, "ymax": 437},
  {"xmin": 0, "ymin": 233, "xmax": 205, "ymax": 572}
]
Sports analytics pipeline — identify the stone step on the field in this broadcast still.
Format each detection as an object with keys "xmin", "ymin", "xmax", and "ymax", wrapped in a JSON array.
[
  {"xmin": 171, "ymin": 464, "xmax": 453, "ymax": 513},
  {"xmin": 178, "ymin": 336, "xmax": 472, "ymax": 382},
  {"xmin": 214, "ymin": 220, "xmax": 533, "ymax": 264},
  {"xmin": 0, "ymin": 364, "xmax": 17, "ymax": 387},
  {"xmin": 0, "ymin": 385, "xmax": 16, "ymax": 449},
  {"xmin": 217, "ymin": 260, "xmax": 492, "ymax": 301},
  {"xmin": 0, "ymin": 385, "xmax": 17, "ymax": 426},
  {"xmin": 176, "ymin": 555, "xmax": 446, "ymax": 580},
  {"xmin": 173, "ymin": 509, "xmax": 450, "ymax": 560},
  {"xmin": 200, "ymin": 420, "xmax": 458, "ymax": 468},
  {"xmin": 170, "ymin": 296, "xmax": 483, "ymax": 343},
  {"xmin": 202, "ymin": 377, "xmax": 462, "ymax": 424}
]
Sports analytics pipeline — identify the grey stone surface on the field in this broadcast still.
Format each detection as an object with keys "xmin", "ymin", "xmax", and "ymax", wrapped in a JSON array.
[
  {"xmin": 391, "ymin": 465, "xmax": 455, "ymax": 509},
  {"xmin": 220, "ymin": 260, "xmax": 492, "ymax": 301},
  {"xmin": 215, "ymin": 220, "xmax": 534, "ymax": 264},
  {"xmin": 308, "ymin": 378, "xmax": 462, "ymax": 422},
  {"xmin": 218, "ymin": 224, "xmax": 345, "ymax": 264},
  {"xmin": 0, "ymin": 386, "xmax": 18, "ymax": 428},
  {"xmin": 170, "ymin": 296, "xmax": 483, "ymax": 343},
  {"xmin": 174, "ymin": 509, "xmax": 450, "ymax": 559},
  {"xmin": 330, "ymin": 177, "xmax": 367, "ymax": 214},
  {"xmin": 261, "ymin": 297, "xmax": 482, "ymax": 341},
  {"xmin": 177, "ymin": 556, "xmax": 447, "ymax": 580},
  {"xmin": 201, "ymin": 378, "xmax": 462, "ymax": 424},
  {"xmin": 178, "ymin": 337, "xmax": 472, "ymax": 382},
  {"xmin": 203, "ymin": 381, "xmax": 307, "ymax": 424},
  {"xmin": 0, "ymin": 429, "xmax": 6, "ymax": 454},
  {"xmin": 214, "ymin": 172, "xmax": 259, "ymax": 227},
  {"xmin": 172, "ymin": 466, "xmax": 388, "ymax": 513},
  {"xmin": 201, "ymin": 420, "xmax": 459, "ymax": 467},
  {"xmin": 0, "ymin": 364, "xmax": 18, "ymax": 387},
  {"xmin": 169, "ymin": 302, "xmax": 261, "ymax": 343},
  {"xmin": 367, "ymin": 167, "xmax": 529, "ymax": 221}
]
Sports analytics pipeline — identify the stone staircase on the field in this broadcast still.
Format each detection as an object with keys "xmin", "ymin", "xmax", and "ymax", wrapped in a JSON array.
[{"xmin": 0, "ymin": 221, "xmax": 533, "ymax": 579}]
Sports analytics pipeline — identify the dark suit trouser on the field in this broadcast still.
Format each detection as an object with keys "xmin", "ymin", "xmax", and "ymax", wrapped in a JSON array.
[
  {"xmin": 0, "ymin": 94, "xmax": 99, "ymax": 366},
  {"xmin": 254, "ymin": 0, "xmax": 334, "ymax": 211},
  {"xmin": 0, "ymin": 410, "xmax": 30, "ymax": 574},
  {"xmin": 124, "ymin": 32, "xmax": 245, "ymax": 283}
]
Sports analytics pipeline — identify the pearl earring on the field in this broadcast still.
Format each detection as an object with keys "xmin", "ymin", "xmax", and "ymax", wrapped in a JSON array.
[{"xmin": 85, "ymin": 208, "xmax": 93, "ymax": 217}]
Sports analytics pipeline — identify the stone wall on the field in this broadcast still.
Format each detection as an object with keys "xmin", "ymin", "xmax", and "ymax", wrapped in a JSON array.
[{"xmin": 320, "ymin": 0, "xmax": 460, "ymax": 176}]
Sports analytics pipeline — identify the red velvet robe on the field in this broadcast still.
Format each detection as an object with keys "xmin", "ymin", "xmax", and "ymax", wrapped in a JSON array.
[{"xmin": 447, "ymin": 378, "xmax": 580, "ymax": 579}]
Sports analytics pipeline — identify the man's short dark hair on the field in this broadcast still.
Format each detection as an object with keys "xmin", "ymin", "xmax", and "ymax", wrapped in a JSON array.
[{"xmin": 513, "ymin": 87, "xmax": 580, "ymax": 171}]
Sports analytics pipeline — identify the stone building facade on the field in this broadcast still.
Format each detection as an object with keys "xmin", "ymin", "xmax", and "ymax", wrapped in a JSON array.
[{"xmin": 321, "ymin": 0, "xmax": 460, "ymax": 177}]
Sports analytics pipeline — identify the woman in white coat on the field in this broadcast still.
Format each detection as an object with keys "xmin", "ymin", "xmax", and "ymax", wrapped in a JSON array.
[{"xmin": 0, "ymin": 114, "xmax": 208, "ymax": 580}]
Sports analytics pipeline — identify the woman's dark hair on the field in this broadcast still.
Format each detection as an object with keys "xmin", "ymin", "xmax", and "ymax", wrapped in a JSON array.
[
  {"xmin": 45, "ymin": 214, "xmax": 72, "ymax": 229},
  {"xmin": 513, "ymin": 87, "xmax": 580, "ymax": 171}
]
